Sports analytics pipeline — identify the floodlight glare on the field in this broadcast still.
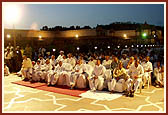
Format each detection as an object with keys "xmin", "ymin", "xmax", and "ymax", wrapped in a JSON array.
[
  {"xmin": 94, "ymin": 46, "xmax": 97, "ymax": 50},
  {"xmin": 53, "ymin": 49, "xmax": 56, "ymax": 52},
  {"xmin": 7, "ymin": 34, "xmax": 11, "ymax": 38}
]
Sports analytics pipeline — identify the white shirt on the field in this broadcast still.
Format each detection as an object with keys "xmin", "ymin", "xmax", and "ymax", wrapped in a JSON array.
[
  {"xmin": 56, "ymin": 55, "xmax": 64, "ymax": 62},
  {"xmin": 129, "ymin": 64, "xmax": 144, "ymax": 79},
  {"xmin": 34, "ymin": 64, "xmax": 42, "ymax": 71},
  {"xmin": 41, "ymin": 63, "xmax": 52, "ymax": 71},
  {"xmin": 22, "ymin": 58, "xmax": 33, "ymax": 69},
  {"xmin": 50, "ymin": 59, "xmax": 56, "ymax": 67},
  {"xmin": 66, "ymin": 57, "xmax": 76, "ymax": 68},
  {"xmin": 88, "ymin": 60, "xmax": 96, "ymax": 68},
  {"xmin": 54, "ymin": 64, "xmax": 65, "ymax": 73},
  {"xmin": 92, "ymin": 64, "xmax": 106, "ymax": 77},
  {"xmin": 141, "ymin": 61, "xmax": 153, "ymax": 73},
  {"xmin": 102, "ymin": 60, "xmax": 112, "ymax": 69}
]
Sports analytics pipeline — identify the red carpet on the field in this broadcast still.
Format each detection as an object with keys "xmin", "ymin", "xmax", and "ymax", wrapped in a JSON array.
[
  {"xmin": 12, "ymin": 81, "xmax": 47, "ymax": 88},
  {"xmin": 36, "ymin": 86, "xmax": 88, "ymax": 97},
  {"xmin": 12, "ymin": 81, "xmax": 88, "ymax": 97}
]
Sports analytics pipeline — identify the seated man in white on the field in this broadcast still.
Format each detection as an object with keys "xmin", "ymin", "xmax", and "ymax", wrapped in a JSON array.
[
  {"xmin": 40, "ymin": 58, "xmax": 52, "ymax": 82},
  {"xmin": 30, "ymin": 60, "xmax": 43, "ymax": 82},
  {"xmin": 88, "ymin": 57, "xmax": 96, "ymax": 68},
  {"xmin": 127, "ymin": 59, "xmax": 144, "ymax": 97},
  {"xmin": 71, "ymin": 60, "xmax": 93, "ymax": 89},
  {"xmin": 47, "ymin": 61, "xmax": 65, "ymax": 86},
  {"xmin": 38, "ymin": 56, "xmax": 46, "ymax": 65},
  {"xmin": 70, "ymin": 60, "xmax": 84, "ymax": 88},
  {"xmin": 108, "ymin": 61, "xmax": 127, "ymax": 93},
  {"xmin": 66, "ymin": 53, "xmax": 76, "ymax": 68},
  {"xmin": 102, "ymin": 55, "xmax": 112, "ymax": 89},
  {"xmin": 141, "ymin": 56, "xmax": 153, "ymax": 88},
  {"xmin": 21, "ymin": 55, "xmax": 33, "ymax": 81},
  {"xmin": 102, "ymin": 56, "xmax": 112, "ymax": 69},
  {"xmin": 56, "ymin": 62, "xmax": 73, "ymax": 87},
  {"xmin": 56, "ymin": 50, "xmax": 64, "ymax": 63},
  {"xmin": 89, "ymin": 60, "xmax": 106, "ymax": 91},
  {"xmin": 120, "ymin": 54, "xmax": 129, "ymax": 69},
  {"xmin": 50, "ymin": 55, "xmax": 56, "ymax": 69},
  {"xmin": 4, "ymin": 63, "xmax": 10, "ymax": 76},
  {"xmin": 154, "ymin": 62, "xmax": 164, "ymax": 88}
]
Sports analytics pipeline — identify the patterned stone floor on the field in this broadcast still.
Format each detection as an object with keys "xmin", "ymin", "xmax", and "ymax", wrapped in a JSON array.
[{"xmin": 3, "ymin": 74, "xmax": 165, "ymax": 112}]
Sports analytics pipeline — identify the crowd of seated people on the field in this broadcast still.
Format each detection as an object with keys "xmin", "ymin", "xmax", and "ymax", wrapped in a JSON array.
[{"xmin": 15, "ymin": 48, "xmax": 164, "ymax": 97}]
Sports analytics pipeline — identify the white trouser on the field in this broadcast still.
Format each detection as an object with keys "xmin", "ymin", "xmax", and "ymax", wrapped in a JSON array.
[
  {"xmin": 89, "ymin": 76, "xmax": 104, "ymax": 91},
  {"xmin": 142, "ymin": 72, "xmax": 151, "ymax": 86},
  {"xmin": 57, "ymin": 72, "xmax": 71, "ymax": 86},
  {"xmin": 108, "ymin": 78, "xmax": 125, "ymax": 91},
  {"xmin": 125, "ymin": 78, "xmax": 133, "ymax": 91},
  {"xmin": 21, "ymin": 68, "xmax": 32, "ymax": 79},
  {"xmin": 76, "ymin": 74, "xmax": 87, "ymax": 89}
]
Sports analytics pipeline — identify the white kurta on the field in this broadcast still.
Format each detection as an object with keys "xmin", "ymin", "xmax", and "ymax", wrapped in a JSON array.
[
  {"xmin": 21, "ymin": 58, "xmax": 33, "ymax": 79},
  {"xmin": 66, "ymin": 57, "xmax": 76, "ymax": 68},
  {"xmin": 88, "ymin": 60, "xmax": 96, "ymax": 68},
  {"xmin": 32, "ymin": 64, "xmax": 43, "ymax": 82},
  {"xmin": 154, "ymin": 67, "xmax": 164, "ymax": 85},
  {"xmin": 108, "ymin": 67, "xmax": 126, "ymax": 91},
  {"xmin": 56, "ymin": 63, "xmax": 73, "ymax": 86},
  {"xmin": 41, "ymin": 63, "xmax": 52, "ymax": 82},
  {"xmin": 89, "ymin": 64, "xmax": 106, "ymax": 91},
  {"xmin": 141, "ymin": 61, "xmax": 153, "ymax": 86},
  {"xmin": 128, "ymin": 64, "xmax": 144, "ymax": 91},
  {"xmin": 56, "ymin": 55, "xmax": 64, "ymax": 63},
  {"xmin": 102, "ymin": 60, "xmax": 112, "ymax": 69}
]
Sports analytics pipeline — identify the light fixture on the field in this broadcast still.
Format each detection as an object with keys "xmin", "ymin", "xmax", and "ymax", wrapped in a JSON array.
[
  {"xmin": 107, "ymin": 46, "xmax": 110, "ymax": 49},
  {"xmin": 137, "ymin": 45, "xmax": 139, "ymax": 47},
  {"xmin": 117, "ymin": 46, "xmax": 120, "ymax": 48},
  {"xmin": 75, "ymin": 34, "xmax": 79, "ymax": 38},
  {"xmin": 131, "ymin": 45, "xmax": 134, "ymax": 48},
  {"xmin": 123, "ymin": 34, "xmax": 127, "ymax": 38},
  {"xmin": 125, "ymin": 45, "xmax": 127, "ymax": 48},
  {"xmin": 53, "ymin": 49, "xmax": 56, "ymax": 52},
  {"xmin": 77, "ymin": 47, "xmax": 80, "ymax": 50},
  {"xmin": 7, "ymin": 34, "xmax": 11, "ymax": 38},
  {"xmin": 94, "ymin": 46, "xmax": 97, "ymax": 50}
]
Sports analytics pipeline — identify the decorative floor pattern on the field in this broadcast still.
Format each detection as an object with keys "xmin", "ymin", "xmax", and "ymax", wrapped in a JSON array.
[{"xmin": 3, "ymin": 74, "xmax": 165, "ymax": 112}]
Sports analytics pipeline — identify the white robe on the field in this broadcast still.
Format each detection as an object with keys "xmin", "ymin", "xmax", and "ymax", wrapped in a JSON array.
[
  {"xmin": 154, "ymin": 67, "xmax": 164, "ymax": 85},
  {"xmin": 56, "ymin": 63, "xmax": 73, "ymax": 86},
  {"xmin": 41, "ymin": 63, "xmax": 52, "ymax": 82},
  {"xmin": 141, "ymin": 61, "xmax": 153, "ymax": 86},
  {"xmin": 66, "ymin": 57, "xmax": 76, "ymax": 68},
  {"xmin": 128, "ymin": 64, "xmax": 144, "ymax": 91},
  {"xmin": 102, "ymin": 60, "xmax": 112, "ymax": 69},
  {"xmin": 89, "ymin": 64, "xmax": 106, "ymax": 91}
]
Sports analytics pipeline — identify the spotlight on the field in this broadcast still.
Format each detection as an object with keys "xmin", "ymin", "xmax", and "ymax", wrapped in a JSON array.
[
  {"xmin": 16, "ymin": 51, "xmax": 19, "ymax": 53},
  {"xmin": 137, "ymin": 45, "xmax": 139, "ymax": 47},
  {"xmin": 77, "ymin": 47, "xmax": 80, "ymax": 50},
  {"xmin": 131, "ymin": 45, "xmax": 134, "ymax": 48},
  {"xmin": 125, "ymin": 45, "xmax": 127, "ymax": 48},
  {"xmin": 107, "ymin": 46, "xmax": 110, "ymax": 49},
  {"xmin": 94, "ymin": 46, "xmax": 97, "ymax": 50},
  {"xmin": 117, "ymin": 46, "xmax": 120, "ymax": 48}
]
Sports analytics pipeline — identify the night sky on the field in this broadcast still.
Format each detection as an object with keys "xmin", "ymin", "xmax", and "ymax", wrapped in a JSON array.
[{"xmin": 3, "ymin": 3, "xmax": 164, "ymax": 30}]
